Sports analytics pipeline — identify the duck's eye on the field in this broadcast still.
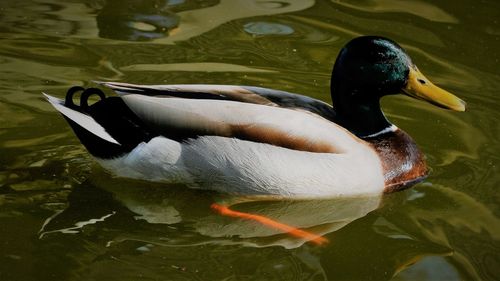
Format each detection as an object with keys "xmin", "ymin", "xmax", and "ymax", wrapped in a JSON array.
[{"xmin": 417, "ymin": 78, "xmax": 426, "ymax": 85}]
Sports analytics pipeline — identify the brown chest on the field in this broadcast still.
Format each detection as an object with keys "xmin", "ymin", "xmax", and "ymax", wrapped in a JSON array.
[{"xmin": 367, "ymin": 129, "xmax": 428, "ymax": 193}]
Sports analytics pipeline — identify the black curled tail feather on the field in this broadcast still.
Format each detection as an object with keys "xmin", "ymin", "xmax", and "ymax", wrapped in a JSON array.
[
  {"xmin": 65, "ymin": 87, "xmax": 106, "ymax": 112},
  {"xmin": 61, "ymin": 86, "xmax": 159, "ymax": 159}
]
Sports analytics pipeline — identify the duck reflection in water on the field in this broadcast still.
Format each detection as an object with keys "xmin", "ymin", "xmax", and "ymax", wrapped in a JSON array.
[
  {"xmin": 39, "ymin": 174, "xmax": 382, "ymax": 248},
  {"xmin": 38, "ymin": 177, "xmax": 462, "ymax": 279}
]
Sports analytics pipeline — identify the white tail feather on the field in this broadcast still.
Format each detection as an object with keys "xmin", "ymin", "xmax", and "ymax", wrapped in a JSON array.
[{"xmin": 43, "ymin": 93, "xmax": 120, "ymax": 145}]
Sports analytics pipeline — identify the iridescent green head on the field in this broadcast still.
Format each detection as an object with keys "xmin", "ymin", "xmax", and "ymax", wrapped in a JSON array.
[{"xmin": 330, "ymin": 36, "xmax": 465, "ymax": 137}]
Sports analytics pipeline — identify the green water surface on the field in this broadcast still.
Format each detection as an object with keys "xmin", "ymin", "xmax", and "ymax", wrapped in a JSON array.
[{"xmin": 1, "ymin": 0, "xmax": 499, "ymax": 280}]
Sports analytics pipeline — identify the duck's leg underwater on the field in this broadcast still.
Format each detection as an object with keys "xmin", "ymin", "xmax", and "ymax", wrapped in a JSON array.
[{"xmin": 211, "ymin": 203, "xmax": 329, "ymax": 245}]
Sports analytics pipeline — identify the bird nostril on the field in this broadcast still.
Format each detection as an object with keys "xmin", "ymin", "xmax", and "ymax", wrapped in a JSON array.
[{"xmin": 417, "ymin": 78, "xmax": 426, "ymax": 85}]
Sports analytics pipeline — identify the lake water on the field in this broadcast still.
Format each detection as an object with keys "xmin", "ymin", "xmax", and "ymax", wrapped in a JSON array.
[{"xmin": 1, "ymin": 0, "xmax": 499, "ymax": 280}]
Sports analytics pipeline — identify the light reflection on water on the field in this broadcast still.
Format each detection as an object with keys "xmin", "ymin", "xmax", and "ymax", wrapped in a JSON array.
[{"xmin": 0, "ymin": 0, "xmax": 499, "ymax": 280}]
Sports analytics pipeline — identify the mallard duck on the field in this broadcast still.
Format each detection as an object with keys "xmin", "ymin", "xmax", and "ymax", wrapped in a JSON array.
[{"xmin": 44, "ymin": 36, "xmax": 465, "ymax": 198}]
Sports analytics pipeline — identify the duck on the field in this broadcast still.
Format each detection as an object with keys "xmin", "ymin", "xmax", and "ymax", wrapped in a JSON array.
[{"xmin": 44, "ymin": 36, "xmax": 466, "ymax": 198}]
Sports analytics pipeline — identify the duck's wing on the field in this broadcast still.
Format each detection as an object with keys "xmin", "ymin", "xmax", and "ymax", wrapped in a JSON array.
[
  {"xmin": 118, "ymin": 94, "xmax": 358, "ymax": 154},
  {"xmin": 97, "ymin": 82, "xmax": 337, "ymax": 122},
  {"xmin": 45, "ymin": 85, "xmax": 361, "ymax": 158}
]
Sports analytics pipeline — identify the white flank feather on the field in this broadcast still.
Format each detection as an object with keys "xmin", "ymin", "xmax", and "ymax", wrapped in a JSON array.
[{"xmin": 98, "ymin": 135, "xmax": 385, "ymax": 198}]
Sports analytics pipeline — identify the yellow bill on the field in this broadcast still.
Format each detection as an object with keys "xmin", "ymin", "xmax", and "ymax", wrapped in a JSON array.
[{"xmin": 402, "ymin": 67, "xmax": 466, "ymax": 112}]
